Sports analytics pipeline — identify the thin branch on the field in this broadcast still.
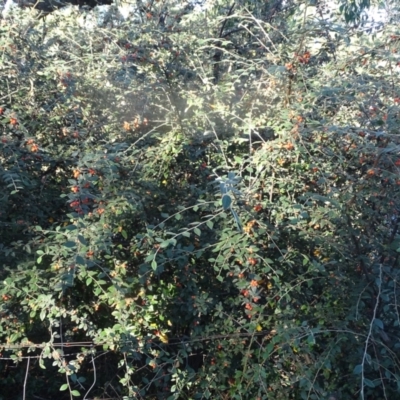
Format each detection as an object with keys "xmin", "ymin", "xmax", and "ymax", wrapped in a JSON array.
[
  {"xmin": 83, "ymin": 354, "xmax": 96, "ymax": 400},
  {"xmin": 23, "ymin": 357, "xmax": 30, "ymax": 400},
  {"xmin": 360, "ymin": 264, "xmax": 383, "ymax": 400}
]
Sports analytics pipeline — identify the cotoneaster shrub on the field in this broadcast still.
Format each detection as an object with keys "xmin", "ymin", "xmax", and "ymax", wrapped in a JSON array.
[{"xmin": 1, "ymin": 1, "xmax": 400, "ymax": 399}]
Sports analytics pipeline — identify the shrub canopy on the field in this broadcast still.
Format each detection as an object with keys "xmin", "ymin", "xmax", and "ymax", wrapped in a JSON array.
[{"xmin": 2, "ymin": 1, "xmax": 400, "ymax": 399}]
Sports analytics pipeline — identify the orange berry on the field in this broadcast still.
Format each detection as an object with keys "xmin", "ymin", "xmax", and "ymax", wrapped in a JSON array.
[
  {"xmin": 253, "ymin": 204, "xmax": 262, "ymax": 212},
  {"xmin": 248, "ymin": 257, "xmax": 258, "ymax": 266},
  {"xmin": 284, "ymin": 142, "xmax": 294, "ymax": 150},
  {"xmin": 366, "ymin": 169, "xmax": 375, "ymax": 176},
  {"xmin": 250, "ymin": 279, "xmax": 258, "ymax": 287},
  {"xmin": 31, "ymin": 144, "xmax": 39, "ymax": 152}
]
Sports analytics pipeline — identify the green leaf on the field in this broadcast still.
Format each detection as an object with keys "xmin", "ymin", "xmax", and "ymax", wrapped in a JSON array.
[
  {"xmin": 77, "ymin": 235, "xmax": 88, "ymax": 245},
  {"xmin": 222, "ymin": 194, "xmax": 232, "ymax": 210},
  {"xmin": 71, "ymin": 390, "xmax": 80, "ymax": 396},
  {"xmin": 151, "ymin": 260, "xmax": 157, "ymax": 271},
  {"xmin": 76, "ymin": 255, "xmax": 86, "ymax": 266},
  {"xmin": 374, "ymin": 318, "xmax": 383, "ymax": 329},
  {"xmin": 364, "ymin": 378, "xmax": 375, "ymax": 388},
  {"xmin": 64, "ymin": 241, "xmax": 76, "ymax": 248},
  {"xmin": 68, "ymin": 364, "xmax": 76, "ymax": 372},
  {"xmin": 194, "ymin": 228, "xmax": 201, "ymax": 236},
  {"xmin": 231, "ymin": 209, "xmax": 242, "ymax": 232},
  {"xmin": 307, "ymin": 334, "xmax": 315, "ymax": 345},
  {"xmin": 353, "ymin": 364, "xmax": 362, "ymax": 374},
  {"xmin": 206, "ymin": 220, "xmax": 214, "ymax": 229},
  {"xmin": 220, "ymin": 182, "xmax": 227, "ymax": 194},
  {"xmin": 60, "ymin": 383, "xmax": 68, "ymax": 391}
]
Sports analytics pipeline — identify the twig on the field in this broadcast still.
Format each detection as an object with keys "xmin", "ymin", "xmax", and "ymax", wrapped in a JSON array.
[
  {"xmin": 346, "ymin": 213, "xmax": 373, "ymax": 285},
  {"xmin": 0, "ymin": 88, "xmax": 21, "ymax": 101},
  {"xmin": 23, "ymin": 357, "xmax": 30, "ymax": 400},
  {"xmin": 218, "ymin": 3, "xmax": 235, "ymax": 38},
  {"xmin": 83, "ymin": 354, "xmax": 96, "ymax": 400},
  {"xmin": 360, "ymin": 264, "xmax": 383, "ymax": 400}
]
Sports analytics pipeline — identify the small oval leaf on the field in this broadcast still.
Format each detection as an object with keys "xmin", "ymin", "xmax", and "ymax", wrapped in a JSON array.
[
  {"xmin": 374, "ymin": 318, "xmax": 384, "ymax": 329},
  {"xmin": 60, "ymin": 383, "xmax": 68, "ymax": 391},
  {"xmin": 222, "ymin": 194, "xmax": 232, "ymax": 210},
  {"xmin": 353, "ymin": 364, "xmax": 362, "ymax": 375}
]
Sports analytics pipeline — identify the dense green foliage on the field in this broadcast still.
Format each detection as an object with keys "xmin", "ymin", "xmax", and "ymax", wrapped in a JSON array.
[{"xmin": 2, "ymin": 1, "xmax": 400, "ymax": 399}]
